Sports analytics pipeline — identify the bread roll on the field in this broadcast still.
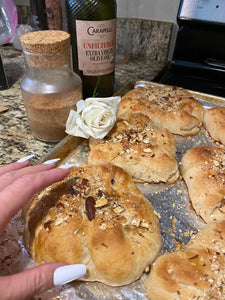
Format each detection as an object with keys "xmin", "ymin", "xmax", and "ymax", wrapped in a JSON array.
[
  {"xmin": 118, "ymin": 85, "xmax": 204, "ymax": 136},
  {"xmin": 180, "ymin": 146, "xmax": 225, "ymax": 223},
  {"xmin": 24, "ymin": 164, "xmax": 162, "ymax": 286},
  {"xmin": 145, "ymin": 221, "xmax": 225, "ymax": 299},
  {"xmin": 89, "ymin": 113, "xmax": 179, "ymax": 184},
  {"xmin": 203, "ymin": 107, "xmax": 225, "ymax": 145}
]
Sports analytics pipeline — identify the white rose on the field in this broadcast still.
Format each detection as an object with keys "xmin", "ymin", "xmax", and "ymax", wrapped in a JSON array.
[{"xmin": 65, "ymin": 96, "xmax": 121, "ymax": 139}]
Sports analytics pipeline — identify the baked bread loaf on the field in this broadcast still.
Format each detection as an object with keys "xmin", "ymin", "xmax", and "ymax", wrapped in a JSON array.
[
  {"xmin": 145, "ymin": 221, "xmax": 225, "ymax": 300},
  {"xmin": 88, "ymin": 113, "xmax": 179, "ymax": 184},
  {"xmin": 117, "ymin": 85, "xmax": 204, "ymax": 136},
  {"xmin": 180, "ymin": 146, "xmax": 225, "ymax": 223},
  {"xmin": 24, "ymin": 164, "xmax": 162, "ymax": 286},
  {"xmin": 203, "ymin": 107, "xmax": 225, "ymax": 145}
]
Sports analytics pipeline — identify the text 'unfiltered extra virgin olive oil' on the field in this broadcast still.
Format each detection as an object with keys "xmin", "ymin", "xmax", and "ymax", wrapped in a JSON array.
[{"xmin": 65, "ymin": 0, "xmax": 117, "ymax": 98}]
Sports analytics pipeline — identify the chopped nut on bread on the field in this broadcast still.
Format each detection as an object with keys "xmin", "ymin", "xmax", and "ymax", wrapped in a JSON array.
[
  {"xmin": 181, "ymin": 146, "xmax": 225, "ymax": 223},
  {"xmin": 88, "ymin": 113, "xmax": 179, "ymax": 184},
  {"xmin": 24, "ymin": 164, "xmax": 162, "ymax": 286},
  {"xmin": 203, "ymin": 107, "xmax": 225, "ymax": 145},
  {"xmin": 145, "ymin": 221, "xmax": 225, "ymax": 299},
  {"xmin": 118, "ymin": 85, "xmax": 204, "ymax": 136}
]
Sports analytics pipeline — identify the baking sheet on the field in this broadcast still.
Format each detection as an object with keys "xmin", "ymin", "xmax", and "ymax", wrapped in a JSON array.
[{"xmin": 1, "ymin": 80, "xmax": 225, "ymax": 300}]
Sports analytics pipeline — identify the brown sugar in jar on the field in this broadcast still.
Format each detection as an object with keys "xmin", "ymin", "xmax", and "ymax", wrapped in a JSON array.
[{"xmin": 20, "ymin": 30, "xmax": 82, "ymax": 142}]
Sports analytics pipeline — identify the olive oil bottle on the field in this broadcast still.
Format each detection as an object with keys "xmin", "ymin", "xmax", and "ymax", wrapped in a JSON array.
[{"xmin": 65, "ymin": 0, "xmax": 117, "ymax": 98}]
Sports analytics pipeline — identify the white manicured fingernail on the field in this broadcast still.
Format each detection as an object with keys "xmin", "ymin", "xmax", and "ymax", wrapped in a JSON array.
[
  {"xmin": 43, "ymin": 158, "xmax": 61, "ymax": 164},
  {"xmin": 58, "ymin": 164, "xmax": 76, "ymax": 169},
  {"xmin": 17, "ymin": 154, "xmax": 35, "ymax": 162},
  {"xmin": 53, "ymin": 264, "xmax": 86, "ymax": 286}
]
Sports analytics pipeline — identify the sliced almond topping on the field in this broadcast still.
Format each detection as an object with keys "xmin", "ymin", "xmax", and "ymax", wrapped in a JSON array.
[
  {"xmin": 99, "ymin": 223, "xmax": 107, "ymax": 230},
  {"xmin": 154, "ymin": 210, "xmax": 161, "ymax": 219},
  {"xmin": 123, "ymin": 120, "xmax": 130, "ymax": 126},
  {"xmin": 131, "ymin": 218, "xmax": 141, "ymax": 227},
  {"xmin": 143, "ymin": 148, "xmax": 152, "ymax": 153},
  {"xmin": 143, "ymin": 138, "xmax": 150, "ymax": 144},
  {"xmin": 213, "ymin": 160, "xmax": 220, "ymax": 167},
  {"xmin": 95, "ymin": 197, "xmax": 108, "ymax": 208},
  {"xmin": 116, "ymin": 134, "xmax": 123, "ymax": 140},
  {"xmin": 113, "ymin": 206, "xmax": 124, "ymax": 214},
  {"xmin": 55, "ymin": 218, "xmax": 63, "ymax": 226},
  {"xmin": 141, "ymin": 220, "xmax": 149, "ymax": 229}
]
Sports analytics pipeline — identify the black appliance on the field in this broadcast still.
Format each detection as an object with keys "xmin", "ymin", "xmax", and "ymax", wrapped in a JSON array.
[
  {"xmin": 0, "ymin": 53, "xmax": 8, "ymax": 90},
  {"xmin": 154, "ymin": 0, "xmax": 225, "ymax": 98}
]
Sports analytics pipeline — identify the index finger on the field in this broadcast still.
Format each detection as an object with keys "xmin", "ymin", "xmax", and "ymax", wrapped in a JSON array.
[
  {"xmin": 0, "ymin": 161, "xmax": 30, "ymax": 177},
  {"xmin": 0, "ymin": 167, "xmax": 70, "ymax": 233},
  {"xmin": 0, "ymin": 163, "xmax": 56, "ymax": 192}
]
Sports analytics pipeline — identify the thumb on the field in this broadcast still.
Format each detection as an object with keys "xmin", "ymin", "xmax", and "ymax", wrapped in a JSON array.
[{"xmin": 0, "ymin": 263, "xmax": 86, "ymax": 300}]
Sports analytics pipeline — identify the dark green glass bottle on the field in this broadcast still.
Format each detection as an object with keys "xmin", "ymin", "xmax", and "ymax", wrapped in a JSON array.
[{"xmin": 65, "ymin": 0, "xmax": 117, "ymax": 99}]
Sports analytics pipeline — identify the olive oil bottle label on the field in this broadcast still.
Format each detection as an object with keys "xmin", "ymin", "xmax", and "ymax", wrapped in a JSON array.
[{"xmin": 76, "ymin": 19, "xmax": 116, "ymax": 76}]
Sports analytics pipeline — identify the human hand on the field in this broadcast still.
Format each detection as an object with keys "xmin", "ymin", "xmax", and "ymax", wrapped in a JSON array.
[{"xmin": 0, "ymin": 157, "xmax": 86, "ymax": 300}]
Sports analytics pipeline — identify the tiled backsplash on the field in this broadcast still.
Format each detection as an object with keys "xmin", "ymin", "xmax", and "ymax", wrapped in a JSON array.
[
  {"xmin": 16, "ymin": 4, "xmax": 173, "ymax": 64},
  {"xmin": 15, "ymin": 0, "xmax": 180, "ymax": 23}
]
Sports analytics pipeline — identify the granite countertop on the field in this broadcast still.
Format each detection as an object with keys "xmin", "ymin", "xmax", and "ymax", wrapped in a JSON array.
[{"xmin": 0, "ymin": 19, "xmax": 172, "ymax": 166}]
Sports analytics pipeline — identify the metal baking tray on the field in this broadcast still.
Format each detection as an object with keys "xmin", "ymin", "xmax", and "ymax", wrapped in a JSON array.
[{"xmin": 1, "ymin": 81, "xmax": 225, "ymax": 300}]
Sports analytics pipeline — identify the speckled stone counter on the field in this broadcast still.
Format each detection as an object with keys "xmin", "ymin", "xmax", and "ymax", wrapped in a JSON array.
[{"xmin": 0, "ymin": 19, "xmax": 172, "ymax": 166}]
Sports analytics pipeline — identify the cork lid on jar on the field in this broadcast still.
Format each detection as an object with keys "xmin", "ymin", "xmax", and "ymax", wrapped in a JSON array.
[
  {"xmin": 20, "ymin": 30, "xmax": 71, "ymax": 68},
  {"xmin": 20, "ymin": 30, "xmax": 70, "ymax": 53}
]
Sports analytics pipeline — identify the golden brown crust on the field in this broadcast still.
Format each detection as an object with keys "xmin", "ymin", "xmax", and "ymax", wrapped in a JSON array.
[
  {"xmin": 24, "ymin": 164, "xmax": 162, "ymax": 286},
  {"xmin": 118, "ymin": 85, "xmax": 204, "ymax": 136},
  {"xmin": 88, "ymin": 114, "xmax": 179, "ymax": 184},
  {"xmin": 180, "ymin": 146, "xmax": 225, "ymax": 223},
  {"xmin": 145, "ymin": 221, "xmax": 225, "ymax": 300},
  {"xmin": 203, "ymin": 107, "xmax": 225, "ymax": 145}
]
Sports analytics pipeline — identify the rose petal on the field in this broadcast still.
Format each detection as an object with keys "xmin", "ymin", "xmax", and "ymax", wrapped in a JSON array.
[
  {"xmin": 83, "ymin": 107, "xmax": 114, "ymax": 128},
  {"xmin": 85, "ymin": 97, "xmax": 120, "ymax": 113},
  {"xmin": 65, "ymin": 96, "xmax": 121, "ymax": 139},
  {"xmin": 65, "ymin": 110, "xmax": 90, "ymax": 138},
  {"xmin": 76, "ymin": 100, "xmax": 85, "ymax": 113}
]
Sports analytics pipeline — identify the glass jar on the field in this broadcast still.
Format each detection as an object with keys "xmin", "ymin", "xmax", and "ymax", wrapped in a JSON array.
[{"xmin": 20, "ymin": 30, "xmax": 82, "ymax": 142}]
